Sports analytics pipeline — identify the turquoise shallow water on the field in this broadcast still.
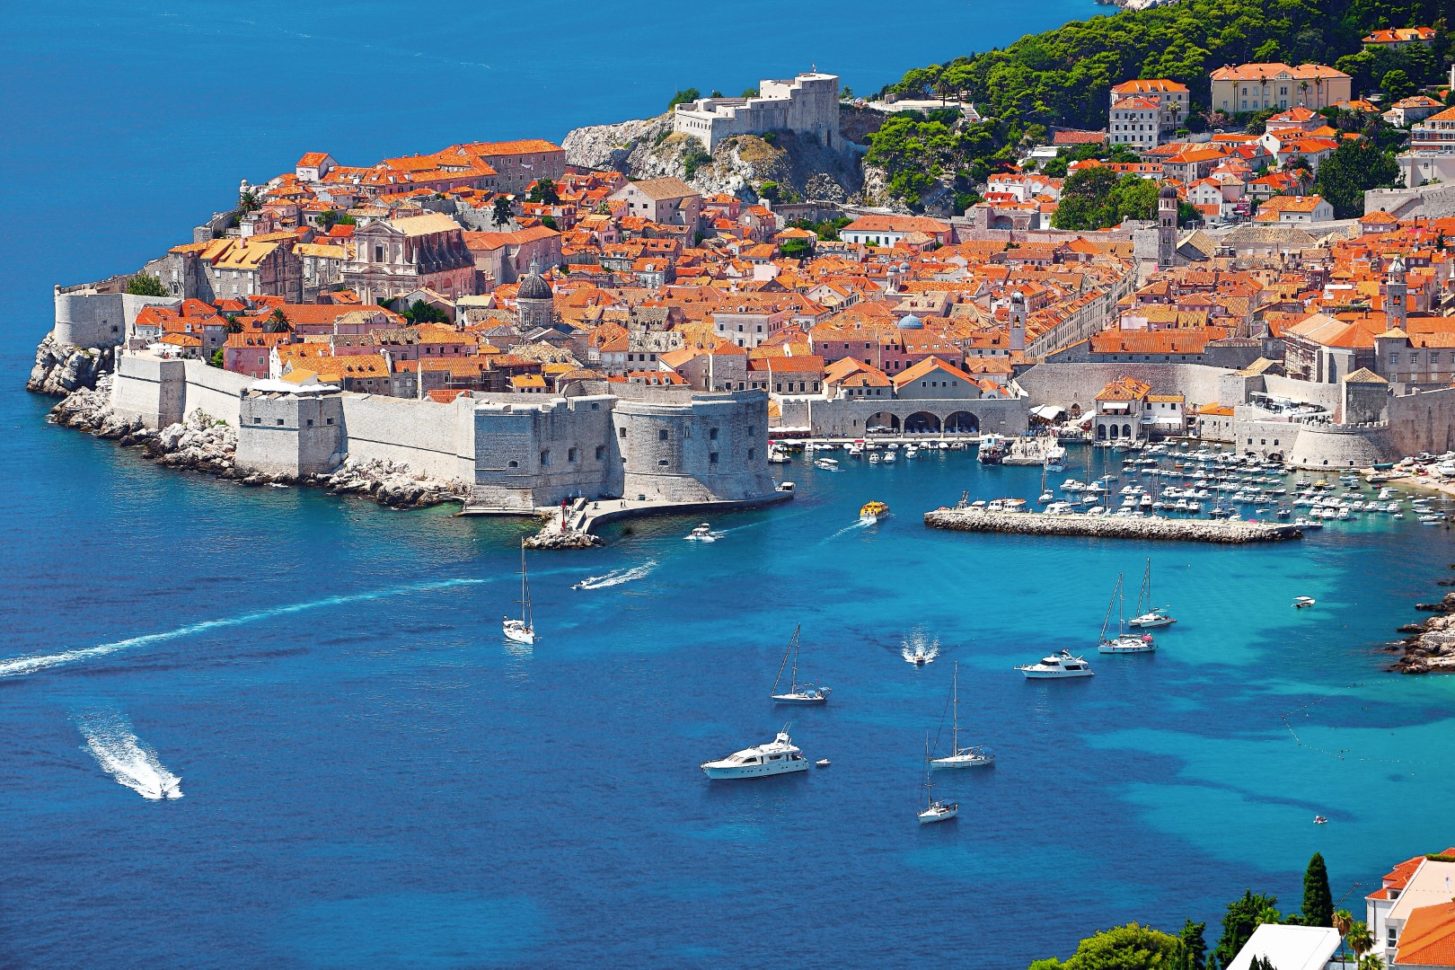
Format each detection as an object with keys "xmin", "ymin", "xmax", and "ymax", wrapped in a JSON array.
[
  {"xmin": 4, "ymin": 414, "xmax": 1454, "ymax": 967},
  {"xmin": 5, "ymin": 1, "xmax": 1455, "ymax": 965}
]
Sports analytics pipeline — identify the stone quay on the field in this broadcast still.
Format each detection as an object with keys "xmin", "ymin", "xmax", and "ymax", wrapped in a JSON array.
[{"xmin": 923, "ymin": 508, "xmax": 1303, "ymax": 543}]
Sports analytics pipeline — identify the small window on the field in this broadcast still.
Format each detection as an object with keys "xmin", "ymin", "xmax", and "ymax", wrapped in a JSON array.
[
  {"xmin": 595, "ymin": 445, "xmax": 605, "ymax": 460},
  {"xmin": 306, "ymin": 419, "xmax": 314, "ymax": 427},
  {"xmin": 619, "ymin": 427, "xmax": 627, "ymax": 439},
  {"xmin": 326, "ymin": 417, "xmax": 334, "ymax": 425},
  {"xmin": 275, "ymin": 418, "xmax": 284, "ymax": 426},
  {"xmin": 540, "ymin": 450, "xmax": 550, "ymax": 467},
  {"xmin": 658, "ymin": 429, "xmax": 669, "ymax": 441},
  {"xmin": 709, "ymin": 452, "xmax": 719, "ymax": 464},
  {"xmin": 508, "ymin": 460, "xmax": 519, "ymax": 468},
  {"xmin": 657, "ymin": 458, "xmax": 669, "ymax": 467},
  {"xmin": 709, "ymin": 427, "xmax": 719, "ymax": 440},
  {"xmin": 747, "ymin": 448, "xmax": 755, "ymax": 460},
  {"xmin": 568, "ymin": 447, "xmax": 578, "ymax": 463},
  {"xmin": 253, "ymin": 417, "xmax": 262, "ymax": 425}
]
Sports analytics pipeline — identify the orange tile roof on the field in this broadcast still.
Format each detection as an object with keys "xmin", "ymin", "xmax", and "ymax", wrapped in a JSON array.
[{"xmin": 1397, "ymin": 901, "xmax": 1455, "ymax": 968}]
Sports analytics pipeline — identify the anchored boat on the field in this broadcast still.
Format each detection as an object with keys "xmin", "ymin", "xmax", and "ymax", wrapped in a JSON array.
[
  {"xmin": 860, "ymin": 500, "xmax": 890, "ymax": 525},
  {"xmin": 770, "ymin": 626, "xmax": 831, "ymax": 705},
  {"xmin": 929, "ymin": 662, "xmax": 994, "ymax": 770},
  {"xmin": 502, "ymin": 542, "xmax": 536, "ymax": 645},
  {"xmin": 700, "ymin": 728, "xmax": 810, "ymax": 780}
]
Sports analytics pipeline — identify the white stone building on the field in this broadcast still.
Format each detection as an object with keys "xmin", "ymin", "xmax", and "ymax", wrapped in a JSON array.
[{"xmin": 673, "ymin": 73, "xmax": 840, "ymax": 151}]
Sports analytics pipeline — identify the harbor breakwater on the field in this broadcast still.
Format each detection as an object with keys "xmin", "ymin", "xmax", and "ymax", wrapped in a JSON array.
[{"xmin": 923, "ymin": 508, "xmax": 1304, "ymax": 543}]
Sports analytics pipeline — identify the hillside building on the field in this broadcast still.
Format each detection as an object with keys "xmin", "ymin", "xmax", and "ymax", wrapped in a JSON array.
[{"xmin": 673, "ymin": 73, "xmax": 840, "ymax": 152}]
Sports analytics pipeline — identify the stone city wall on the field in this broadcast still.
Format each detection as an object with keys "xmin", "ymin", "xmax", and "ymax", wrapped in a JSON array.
[
  {"xmin": 470, "ymin": 395, "xmax": 621, "ymax": 510},
  {"xmin": 1261, "ymin": 374, "xmax": 1341, "ymax": 411},
  {"xmin": 340, "ymin": 394, "xmax": 476, "ymax": 484},
  {"xmin": 110, "ymin": 353, "xmax": 249, "ymax": 429},
  {"xmin": 1387, "ymin": 385, "xmax": 1455, "ymax": 458},
  {"xmin": 54, "ymin": 290, "xmax": 174, "ymax": 350},
  {"xmin": 777, "ymin": 396, "xmax": 1028, "ymax": 438},
  {"xmin": 1017, "ymin": 362, "xmax": 1236, "ymax": 412},
  {"xmin": 617, "ymin": 392, "xmax": 775, "ymax": 503},
  {"xmin": 236, "ymin": 394, "xmax": 347, "ymax": 478}
]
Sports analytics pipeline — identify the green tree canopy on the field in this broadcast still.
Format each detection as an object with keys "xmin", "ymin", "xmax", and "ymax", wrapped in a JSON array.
[
  {"xmin": 1214, "ymin": 892, "xmax": 1282, "ymax": 969},
  {"xmin": 492, "ymin": 196, "xmax": 513, "ymax": 227},
  {"xmin": 667, "ymin": 87, "xmax": 700, "ymax": 110},
  {"xmin": 1177, "ymin": 919, "xmax": 1207, "ymax": 970},
  {"xmin": 526, "ymin": 178, "xmax": 559, "ymax": 205},
  {"xmin": 1314, "ymin": 138, "xmax": 1401, "ymax": 218},
  {"xmin": 124, "ymin": 273, "xmax": 167, "ymax": 297},
  {"xmin": 1380, "ymin": 68, "xmax": 1415, "ymax": 99},
  {"xmin": 263, "ymin": 308, "xmax": 291, "ymax": 334},
  {"xmin": 1303, "ymin": 852, "xmax": 1334, "ymax": 927},
  {"xmin": 1032, "ymin": 922, "xmax": 1185, "ymax": 970}
]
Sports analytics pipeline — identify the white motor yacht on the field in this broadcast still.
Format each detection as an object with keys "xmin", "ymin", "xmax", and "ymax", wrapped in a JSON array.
[
  {"xmin": 700, "ymin": 730, "xmax": 810, "ymax": 779},
  {"xmin": 685, "ymin": 523, "xmax": 717, "ymax": 542},
  {"xmin": 1015, "ymin": 649, "xmax": 1094, "ymax": 679}
]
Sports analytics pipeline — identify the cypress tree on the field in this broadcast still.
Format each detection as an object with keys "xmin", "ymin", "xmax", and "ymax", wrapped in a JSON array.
[{"xmin": 1303, "ymin": 852, "xmax": 1334, "ymax": 927}]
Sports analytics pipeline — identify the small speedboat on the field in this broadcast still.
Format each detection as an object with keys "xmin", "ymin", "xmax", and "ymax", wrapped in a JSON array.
[
  {"xmin": 815, "ymin": 758, "xmax": 831, "ymax": 768},
  {"xmin": 814, "ymin": 457, "xmax": 840, "ymax": 471},
  {"xmin": 1293, "ymin": 596, "xmax": 1316, "ymax": 609},
  {"xmin": 685, "ymin": 523, "xmax": 717, "ymax": 542},
  {"xmin": 1313, "ymin": 815, "xmax": 1328, "ymax": 825}
]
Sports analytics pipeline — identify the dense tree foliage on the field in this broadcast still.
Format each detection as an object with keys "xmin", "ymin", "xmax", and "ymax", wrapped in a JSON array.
[
  {"xmin": 124, "ymin": 273, "xmax": 167, "ymax": 297},
  {"xmin": 526, "ymin": 178, "xmax": 559, "ymax": 205},
  {"xmin": 1176, "ymin": 920, "xmax": 1207, "ymax": 970},
  {"xmin": 1302, "ymin": 853, "xmax": 1335, "ymax": 928},
  {"xmin": 1315, "ymin": 138, "xmax": 1402, "ymax": 217},
  {"xmin": 1029, "ymin": 923, "xmax": 1185, "ymax": 969},
  {"xmin": 865, "ymin": 0, "xmax": 1443, "ymax": 207},
  {"xmin": 1052, "ymin": 167, "xmax": 1160, "ymax": 229},
  {"xmin": 666, "ymin": 88, "xmax": 699, "ymax": 110},
  {"xmin": 1213, "ymin": 892, "xmax": 1282, "ymax": 969}
]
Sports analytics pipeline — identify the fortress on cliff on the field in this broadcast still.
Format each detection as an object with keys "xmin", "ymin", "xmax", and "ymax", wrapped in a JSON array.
[{"xmin": 673, "ymin": 72, "xmax": 840, "ymax": 152}]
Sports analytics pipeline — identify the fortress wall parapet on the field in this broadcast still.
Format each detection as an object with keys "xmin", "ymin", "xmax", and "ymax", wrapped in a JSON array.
[
  {"xmin": 236, "ymin": 393, "xmax": 347, "ymax": 478},
  {"xmin": 54, "ymin": 289, "xmax": 174, "ymax": 349}
]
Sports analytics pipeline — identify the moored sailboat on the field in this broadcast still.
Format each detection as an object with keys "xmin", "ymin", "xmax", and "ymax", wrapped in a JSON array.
[
  {"xmin": 770, "ymin": 626, "xmax": 831, "ymax": 705},
  {"xmin": 1099, "ymin": 573, "xmax": 1155, "ymax": 654},
  {"xmin": 917, "ymin": 734, "xmax": 958, "ymax": 824},
  {"xmin": 930, "ymin": 662, "xmax": 994, "ymax": 769},
  {"xmin": 502, "ymin": 541, "xmax": 536, "ymax": 645},
  {"xmin": 1127, "ymin": 558, "xmax": 1176, "ymax": 629}
]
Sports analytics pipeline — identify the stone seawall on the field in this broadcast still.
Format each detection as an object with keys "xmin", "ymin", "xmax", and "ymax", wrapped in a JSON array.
[
  {"xmin": 923, "ymin": 508, "xmax": 1303, "ymax": 543},
  {"xmin": 49, "ymin": 378, "xmax": 464, "ymax": 510}
]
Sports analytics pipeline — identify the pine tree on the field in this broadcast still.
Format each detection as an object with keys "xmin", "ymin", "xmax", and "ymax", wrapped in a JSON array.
[
  {"xmin": 1177, "ymin": 920, "xmax": 1207, "ymax": 970},
  {"xmin": 1303, "ymin": 852, "xmax": 1334, "ymax": 927}
]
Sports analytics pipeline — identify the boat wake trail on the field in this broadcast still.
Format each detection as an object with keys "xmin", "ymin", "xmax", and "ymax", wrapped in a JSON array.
[
  {"xmin": 77, "ymin": 711, "xmax": 183, "ymax": 801},
  {"xmin": 826, "ymin": 519, "xmax": 873, "ymax": 542},
  {"xmin": 901, "ymin": 631, "xmax": 941, "ymax": 666},
  {"xmin": 0, "ymin": 578, "xmax": 485, "ymax": 680},
  {"xmin": 574, "ymin": 560, "xmax": 658, "ymax": 590}
]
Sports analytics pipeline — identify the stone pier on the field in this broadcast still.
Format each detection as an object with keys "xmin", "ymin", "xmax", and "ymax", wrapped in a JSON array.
[{"xmin": 923, "ymin": 508, "xmax": 1303, "ymax": 543}]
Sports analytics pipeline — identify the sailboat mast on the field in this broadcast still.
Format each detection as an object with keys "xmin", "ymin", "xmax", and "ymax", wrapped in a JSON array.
[
  {"xmin": 772, "ymin": 626, "xmax": 798, "ymax": 694},
  {"xmin": 520, "ymin": 543, "xmax": 532, "ymax": 627},
  {"xmin": 951, "ymin": 661, "xmax": 959, "ymax": 752}
]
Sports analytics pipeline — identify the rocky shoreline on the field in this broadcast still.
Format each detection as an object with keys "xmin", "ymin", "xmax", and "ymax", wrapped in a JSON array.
[
  {"xmin": 1388, "ymin": 586, "xmax": 1455, "ymax": 674},
  {"xmin": 46, "ymin": 374, "xmax": 466, "ymax": 511},
  {"xmin": 28, "ymin": 333, "xmax": 112, "ymax": 396}
]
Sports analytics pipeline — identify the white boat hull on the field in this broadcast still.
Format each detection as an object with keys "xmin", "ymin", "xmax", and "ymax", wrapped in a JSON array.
[
  {"xmin": 701, "ymin": 760, "xmax": 809, "ymax": 780},
  {"xmin": 771, "ymin": 691, "xmax": 830, "ymax": 705},
  {"xmin": 930, "ymin": 752, "xmax": 994, "ymax": 770},
  {"xmin": 502, "ymin": 622, "xmax": 535, "ymax": 645},
  {"xmin": 918, "ymin": 803, "xmax": 959, "ymax": 824},
  {"xmin": 1099, "ymin": 641, "xmax": 1155, "ymax": 654},
  {"xmin": 1128, "ymin": 614, "xmax": 1175, "ymax": 629},
  {"xmin": 1018, "ymin": 668, "xmax": 1094, "ymax": 679}
]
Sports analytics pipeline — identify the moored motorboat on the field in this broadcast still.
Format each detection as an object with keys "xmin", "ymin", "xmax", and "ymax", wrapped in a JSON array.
[
  {"xmin": 1293, "ymin": 596, "xmax": 1316, "ymax": 609},
  {"xmin": 1015, "ymin": 649, "xmax": 1094, "ymax": 679},
  {"xmin": 700, "ymin": 729, "xmax": 810, "ymax": 779}
]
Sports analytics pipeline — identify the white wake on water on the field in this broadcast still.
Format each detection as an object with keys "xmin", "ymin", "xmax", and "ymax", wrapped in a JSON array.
[
  {"xmin": 901, "ymin": 631, "xmax": 941, "ymax": 666},
  {"xmin": 574, "ymin": 560, "xmax": 658, "ymax": 590},
  {"xmin": 826, "ymin": 519, "xmax": 873, "ymax": 542},
  {"xmin": 0, "ymin": 577, "xmax": 485, "ymax": 679},
  {"xmin": 77, "ymin": 712, "xmax": 183, "ymax": 801}
]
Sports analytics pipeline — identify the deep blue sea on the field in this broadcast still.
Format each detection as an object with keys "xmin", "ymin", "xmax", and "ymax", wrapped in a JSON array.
[{"xmin": 5, "ymin": 2, "xmax": 1455, "ymax": 968}]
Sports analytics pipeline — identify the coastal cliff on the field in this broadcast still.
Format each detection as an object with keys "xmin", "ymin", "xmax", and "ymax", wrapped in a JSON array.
[
  {"xmin": 562, "ymin": 112, "xmax": 865, "ymax": 203},
  {"xmin": 1389, "ymin": 589, "xmax": 1455, "ymax": 674},
  {"xmin": 28, "ymin": 333, "xmax": 112, "ymax": 397}
]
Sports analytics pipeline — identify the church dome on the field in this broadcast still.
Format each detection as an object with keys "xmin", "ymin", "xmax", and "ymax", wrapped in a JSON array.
[
  {"xmin": 897, "ymin": 314, "xmax": 924, "ymax": 330},
  {"xmin": 518, "ymin": 262, "xmax": 552, "ymax": 300}
]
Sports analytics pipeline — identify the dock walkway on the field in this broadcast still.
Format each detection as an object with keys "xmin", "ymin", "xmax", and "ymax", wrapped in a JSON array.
[{"xmin": 924, "ymin": 508, "xmax": 1303, "ymax": 543}]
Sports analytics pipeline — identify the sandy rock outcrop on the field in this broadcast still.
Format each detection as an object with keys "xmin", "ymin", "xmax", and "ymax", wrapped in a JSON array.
[{"xmin": 1389, "ymin": 589, "xmax": 1455, "ymax": 674}]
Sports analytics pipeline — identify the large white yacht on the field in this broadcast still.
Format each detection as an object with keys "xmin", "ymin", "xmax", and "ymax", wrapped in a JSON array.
[
  {"xmin": 700, "ymin": 730, "xmax": 810, "ymax": 779},
  {"xmin": 1015, "ymin": 649, "xmax": 1094, "ymax": 679}
]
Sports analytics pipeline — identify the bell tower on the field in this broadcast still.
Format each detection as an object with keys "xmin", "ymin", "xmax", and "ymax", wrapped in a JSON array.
[{"xmin": 1157, "ymin": 184, "xmax": 1178, "ymax": 270}]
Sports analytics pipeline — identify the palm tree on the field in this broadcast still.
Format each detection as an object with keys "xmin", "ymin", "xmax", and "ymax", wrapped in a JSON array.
[
  {"xmin": 1358, "ymin": 954, "xmax": 1384, "ymax": 970},
  {"xmin": 1333, "ymin": 909, "xmax": 1353, "ymax": 936},
  {"xmin": 1347, "ymin": 920, "xmax": 1374, "ymax": 964}
]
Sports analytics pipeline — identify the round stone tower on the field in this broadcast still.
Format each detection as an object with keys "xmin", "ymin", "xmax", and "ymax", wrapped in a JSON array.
[{"xmin": 517, "ymin": 261, "xmax": 554, "ymax": 330}]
